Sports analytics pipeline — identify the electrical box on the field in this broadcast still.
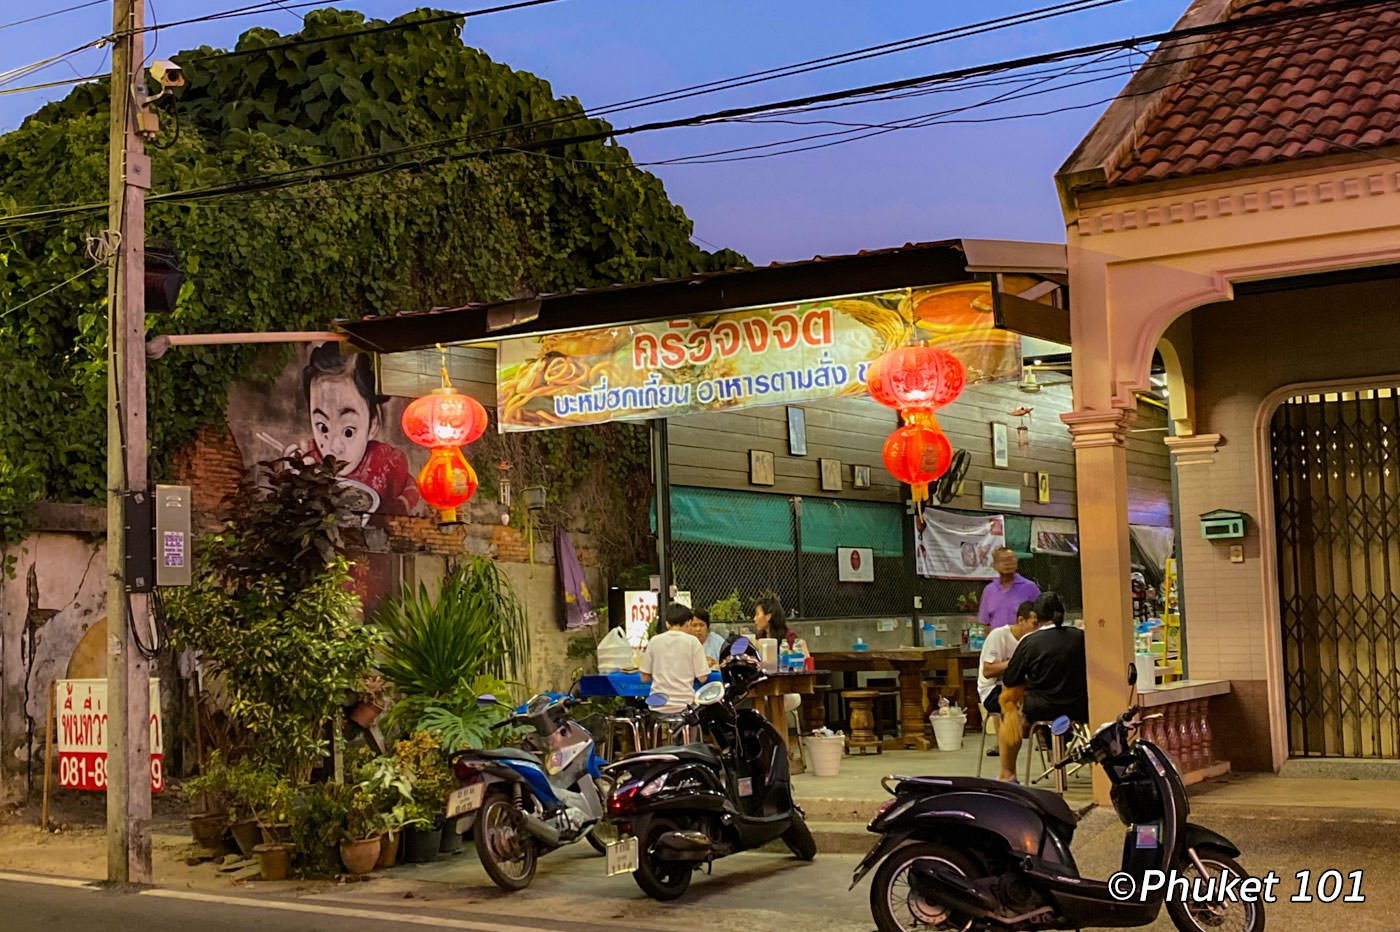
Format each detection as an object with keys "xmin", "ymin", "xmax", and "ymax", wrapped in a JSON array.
[
  {"xmin": 155, "ymin": 484, "xmax": 192, "ymax": 587},
  {"xmin": 1199, "ymin": 508, "xmax": 1247, "ymax": 540},
  {"xmin": 123, "ymin": 491, "xmax": 154, "ymax": 592}
]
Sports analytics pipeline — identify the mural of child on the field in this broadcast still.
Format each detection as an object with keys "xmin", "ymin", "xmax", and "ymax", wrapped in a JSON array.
[{"xmin": 284, "ymin": 343, "xmax": 420, "ymax": 516}]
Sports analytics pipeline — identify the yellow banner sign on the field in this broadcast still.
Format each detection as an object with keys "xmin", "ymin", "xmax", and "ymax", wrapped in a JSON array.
[{"xmin": 496, "ymin": 283, "xmax": 1018, "ymax": 432}]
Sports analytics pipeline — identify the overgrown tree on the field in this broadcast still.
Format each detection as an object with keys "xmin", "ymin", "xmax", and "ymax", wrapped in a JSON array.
[{"xmin": 0, "ymin": 7, "xmax": 745, "ymax": 540}]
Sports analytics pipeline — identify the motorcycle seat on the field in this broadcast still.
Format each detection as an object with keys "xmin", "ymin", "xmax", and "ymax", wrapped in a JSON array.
[
  {"xmin": 471, "ymin": 747, "xmax": 538, "ymax": 763},
  {"xmin": 896, "ymin": 775, "xmax": 1078, "ymax": 833},
  {"xmin": 647, "ymin": 743, "xmax": 721, "ymax": 766}
]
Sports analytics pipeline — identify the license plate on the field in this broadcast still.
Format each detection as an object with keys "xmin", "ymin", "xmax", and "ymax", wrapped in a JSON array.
[
  {"xmin": 446, "ymin": 783, "xmax": 485, "ymax": 818},
  {"xmin": 605, "ymin": 835, "xmax": 638, "ymax": 876}
]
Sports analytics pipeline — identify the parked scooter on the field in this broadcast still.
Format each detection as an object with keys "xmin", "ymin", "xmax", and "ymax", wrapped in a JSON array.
[
  {"xmin": 853, "ymin": 666, "xmax": 1264, "ymax": 932},
  {"xmin": 601, "ymin": 638, "xmax": 816, "ymax": 900},
  {"xmin": 449, "ymin": 691, "xmax": 614, "ymax": 891}
]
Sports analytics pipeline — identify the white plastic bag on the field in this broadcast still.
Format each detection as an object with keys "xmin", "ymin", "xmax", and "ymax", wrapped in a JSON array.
[{"xmin": 595, "ymin": 626, "xmax": 633, "ymax": 673}]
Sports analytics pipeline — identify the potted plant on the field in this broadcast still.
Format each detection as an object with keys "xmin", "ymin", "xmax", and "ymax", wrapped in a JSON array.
[
  {"xmin": 290, "ymin": 782, "xmax": 349, "ymax": 877},
  {"xmin": 183, "ymin": 751, "xmax": 234, "ymax": 854},
  {"xmin": 393, "ymin": 732, "xmax": 454, "ymax": 862},
  {"xmin": 352, "ymin": 754, "xmax": 414, "ymax": 869},
  {"xmin": 339, "ymin": 781, "xmax": 384, "ymax": 875},
  {"xmin": 256, "ymin": 777, "xmax": 296, "ymax": 846},
  {"xmin": 349, "ymin": 673, "xmax": 388, "ymax": 729},
  {"xmin": 224, "ymin": 758, "xmax": 278, "ymax": 859}
]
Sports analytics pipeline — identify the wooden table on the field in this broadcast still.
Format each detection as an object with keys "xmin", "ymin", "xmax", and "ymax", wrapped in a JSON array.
[
  {"xmin": 749, "ymin": 671, "xmax": 820, "ymax": 764},
  {"xmin": 811, "ymin": 649, "xmax": 957, "ymax": 751}
]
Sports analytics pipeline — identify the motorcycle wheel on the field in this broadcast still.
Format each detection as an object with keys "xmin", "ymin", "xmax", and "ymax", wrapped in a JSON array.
[
  {"xmin": 474, "ymin": 791, "xmax": 538, "ymax": 892},
  {"xmin": 869, "ymin": 841, "xmax": 978, "ymax": 932},
  {"xmin": 632, "ymin": 817, "xmax": 694, "ymax": 901},
  {"xmin": 781, "ymin": 815, "xmax": 817, "ymax": 861},
  {"xmin": 1166, "ymin": 849, "xmax": 1266, "ymax": 932}
]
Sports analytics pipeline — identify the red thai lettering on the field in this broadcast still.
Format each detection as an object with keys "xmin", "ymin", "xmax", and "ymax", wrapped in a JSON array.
[
  {"xmin": 713, "ymin": 321, "xmax": 742, "ymax": 357},
  {"xmin": 742, "ymin": 319, "xmax": 769, "ymax": 354},
  {"xmin": 802, "ymin": 308, "xmax": 832, "ymax": 346},
  {"xmin": 632, "ymin": 333, "xmax": 659, "ymax": 369},
  {"xmin": 772, "ymin": 313, "xmax": 800, "ymax": 350},
  {"xmin": 659, "ymin": 332, "xmax": 687, "ymax": 368},
  {"xmin": 686, "ymin": 329, "xmax": 714, "ymax": 365}
]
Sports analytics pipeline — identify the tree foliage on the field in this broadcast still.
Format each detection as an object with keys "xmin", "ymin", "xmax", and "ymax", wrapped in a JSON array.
[{"xmin": 0, "ymin": 8, "xmax": 746, "ymax": 540}]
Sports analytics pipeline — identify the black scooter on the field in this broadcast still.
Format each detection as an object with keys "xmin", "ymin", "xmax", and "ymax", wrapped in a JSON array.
[
  {"xmin": 600, "ymin": 638, "xmax": 816, "ymax": 900},
  {"xmin": 853, "ymin": 667, "xmax": 1264, "ymax": 932}
]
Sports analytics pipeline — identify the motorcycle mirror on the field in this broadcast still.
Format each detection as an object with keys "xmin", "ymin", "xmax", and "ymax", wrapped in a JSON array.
[
  {"xmin": 645, "ymin": 692, "xmax": 669, "ymax": 709},
  {"xmin": 694, "ymin": 680, "xmax": 725, "ymax": 706},
  {"xmin": 1127, "ymin": 662, "xmax": 1139, "ymax": 687},
  {"xmin": 477, "ymin": 694, "xmax": 498, "ymax": 707},
  {"xmin": 1050, "ymin": 715, "xmax": 1072, "ymax": 736},
  {"xmin": 730, "ymin": 636, "xmax": 751, "ymax": 656}
]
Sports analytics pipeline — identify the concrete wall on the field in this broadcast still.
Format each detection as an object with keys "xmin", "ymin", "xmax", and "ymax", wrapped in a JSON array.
[
  {"xmin": 0, "ymin": 528, "xmax": 105, "ymax": 800},
  {"xmin": 1177, "ymin": 275, "xmax": 1400, "ymax": 770}
]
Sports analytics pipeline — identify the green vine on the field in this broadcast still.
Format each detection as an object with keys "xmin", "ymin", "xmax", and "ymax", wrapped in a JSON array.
[{"xmin": 0, "ymin": 8, "xmax": 746, "ymax": 545}]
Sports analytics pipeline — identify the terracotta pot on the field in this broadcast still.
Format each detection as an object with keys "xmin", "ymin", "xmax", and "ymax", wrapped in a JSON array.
[
  {"xmin": 339, "ymin": 836, "xmax": 381, "ymax": 875},
  {"xmin": 229, "ymin": 819, "xmax": 261, "ymax": 859},
  {"xmin": 376, "ymin": 830, "xmax": 399, "ymax": 869},
  {"xmin": 348, "ymin": 701, "xmax": 384, "ymax": 729},
  {"xmin": 253, "ymin": 843, "xmax": 292, "ymax": 881},
  {"xmin": 189, "ymin": 811, "xmax": 228, "ymax": 852}
]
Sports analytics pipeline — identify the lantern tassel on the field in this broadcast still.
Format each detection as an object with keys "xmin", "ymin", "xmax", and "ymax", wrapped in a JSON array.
[
  {"xmin": 435, "ymin": 342, "xmax": 452, "ymax": 390},
  {"xmin": 911, "ymin": 481, "xmax": 929, "ymax": 519}
]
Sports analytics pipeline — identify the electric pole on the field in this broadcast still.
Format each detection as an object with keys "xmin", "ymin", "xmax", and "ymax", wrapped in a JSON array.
[{"xmin": 105, "ymin": 0, "xmax": 153, "ymax": 885}]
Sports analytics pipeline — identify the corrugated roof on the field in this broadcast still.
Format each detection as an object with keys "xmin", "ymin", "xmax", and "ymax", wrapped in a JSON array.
[
  {"xmin": 1109, "ymin": 0, "xmax": 1400, "ymax": 185},
  {"xmin": 337, "ymin": 239, "xmax": 1066, "ymax": 353}
]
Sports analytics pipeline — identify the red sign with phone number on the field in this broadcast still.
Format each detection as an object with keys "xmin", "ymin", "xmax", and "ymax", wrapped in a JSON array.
[{"xmin": 55, "ymin": 679, "xmax": 164, "ymax": 793}]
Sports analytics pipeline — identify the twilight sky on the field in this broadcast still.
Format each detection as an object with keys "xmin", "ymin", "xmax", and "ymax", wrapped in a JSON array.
[{"xmin": 0, "ymin": 1, "xmax": 1184, "ymax": 263}]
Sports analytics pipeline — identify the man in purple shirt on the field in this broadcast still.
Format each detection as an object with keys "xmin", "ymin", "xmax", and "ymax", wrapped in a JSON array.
[{"xmin": 978, "ymin": 548, "xmax": 1041, "ymax": 629}]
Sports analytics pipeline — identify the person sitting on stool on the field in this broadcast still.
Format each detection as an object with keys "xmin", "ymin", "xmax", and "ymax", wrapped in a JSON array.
[
  {"xmin": 996, "ymin": 591, "xmax": 1087, "ymax": 782},
  {"xmin": 977, "ymin": 600, "xmax": 1039, "ymax": 760},
  {"xmin": 641, "ymin": 603, "xmax": 712, "ymax": 717}
]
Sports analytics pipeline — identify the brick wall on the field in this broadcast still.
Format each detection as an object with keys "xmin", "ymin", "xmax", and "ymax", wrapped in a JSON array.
[{"xmin": 168, "ymin": 425, "xmax": 246, "ymax": 533}]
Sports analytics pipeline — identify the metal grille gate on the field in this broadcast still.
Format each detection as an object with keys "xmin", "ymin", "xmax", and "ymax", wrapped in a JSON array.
[{"xmin": 1271, "ymin": 388, "xmax": 1400, "ymax": 758}]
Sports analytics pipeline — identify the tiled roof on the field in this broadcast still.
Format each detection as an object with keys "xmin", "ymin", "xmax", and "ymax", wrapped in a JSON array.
[{"xmin": 1109, "ymin": 0, "xmax": 1400, "ymax": 185}]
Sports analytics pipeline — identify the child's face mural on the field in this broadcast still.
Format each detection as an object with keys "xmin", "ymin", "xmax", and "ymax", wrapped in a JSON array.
[{"xmin": 310, "ymin": 373, "xmax": 374, "ymax": 474}]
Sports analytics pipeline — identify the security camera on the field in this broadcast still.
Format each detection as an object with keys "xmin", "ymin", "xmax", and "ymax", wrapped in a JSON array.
[{"xmin": 149, "ymin": 60, "xmax": 184, "ymax": 90}]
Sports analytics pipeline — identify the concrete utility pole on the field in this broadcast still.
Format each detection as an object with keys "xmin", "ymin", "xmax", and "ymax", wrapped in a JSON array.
[{"xmin": 105, "ymin": 0, "xmax": 153, "ymax": 884}]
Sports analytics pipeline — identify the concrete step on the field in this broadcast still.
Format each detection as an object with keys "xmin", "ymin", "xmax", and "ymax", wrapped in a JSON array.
[
  {"xmin": 757, "ymin": 820, "xmax": 878, "ymax": 856},
  {"xmin": 795, "ymin": 797, "xmax": 881, "ymax": 823}
]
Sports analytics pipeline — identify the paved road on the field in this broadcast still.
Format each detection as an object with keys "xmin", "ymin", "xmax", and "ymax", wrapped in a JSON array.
[{"xmin": 2, "ymin": 804, "xmax": 1397, "ymax": 931}]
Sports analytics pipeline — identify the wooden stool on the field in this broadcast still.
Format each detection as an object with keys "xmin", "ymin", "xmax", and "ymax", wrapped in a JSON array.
[
  {"xmin": 865, "ymin": 676, "xmax": 901, "ymax": 739},
  {"xmin": 841, "ymin": 689, "xmax": 883, "ymax": 755},
  {"xmin": 804, "ymin": 684, "xmax": 833, "ymax": 733}
]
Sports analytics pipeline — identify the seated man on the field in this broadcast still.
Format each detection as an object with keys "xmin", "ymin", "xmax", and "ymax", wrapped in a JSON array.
[
  {"xmin": 640, "ymin": 602, "xmax": 712, "ymax": 715},
  {"xmin": 687, "ymin": 608, "xmax": 726, "ymax": 666},
  {"xmin": 976, "ymin": 600, "xmax": 1039, "ymax": 759},
  {"xmin": 996, "ymin": 591, "xmax": 1087, "ymax": 782}
]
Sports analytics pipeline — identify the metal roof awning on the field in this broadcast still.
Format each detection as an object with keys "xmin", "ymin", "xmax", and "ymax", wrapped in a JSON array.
[{"xmin": 337, "ymin": 238, "xmax": 1069, "ymax": 354}]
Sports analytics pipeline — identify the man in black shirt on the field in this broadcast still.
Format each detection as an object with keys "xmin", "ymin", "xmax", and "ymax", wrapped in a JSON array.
[{"xmin": 998, "ymin": 591, "xmax": 1087, "ymax": 781}]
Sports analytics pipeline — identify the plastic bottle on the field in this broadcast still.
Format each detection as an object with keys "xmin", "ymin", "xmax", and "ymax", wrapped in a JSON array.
[{"xmin": 852, "ymin": 636, "xmax": 869, "ymax": 651}]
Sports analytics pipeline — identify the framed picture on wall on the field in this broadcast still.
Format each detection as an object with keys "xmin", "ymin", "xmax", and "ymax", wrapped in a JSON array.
[
  {"xmin": 749, "ymin": 449, "xmax": 775, "ymax": 486},
  {"xmin": 853, "ymin": 465, "xmax": 871, "ymax": 489},
  {"xmin": 787, "ymin": 406, "xmax": 807, "ymax": 456},
  {"xmin": 820, "ymin": 457, "xmax": 842, "ymax": 491},
  {"xmin": 991, "ymin": 422, "xmax": 1009, "ymax": 468}
]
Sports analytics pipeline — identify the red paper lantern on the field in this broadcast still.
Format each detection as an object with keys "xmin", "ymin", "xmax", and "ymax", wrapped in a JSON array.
[
  {"xmin": 866, "ymin": 345, "xmax": 965, "ymax": 411},
  {"xmin": 882, "ymin": 423, "xmax": 953, "ymax": 505},
  {"xmin": 401, "ymin": 388, "xmax": 488, "ymax": 448},
  {"xmin": 416, "ymin": 446, "xmax": 478, "ymax": 523}
]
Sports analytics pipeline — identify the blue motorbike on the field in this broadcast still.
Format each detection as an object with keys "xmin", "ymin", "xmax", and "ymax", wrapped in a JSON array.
[{"xmin": 449, "ymin": 692, "xmax": 614, "ymax": 891}]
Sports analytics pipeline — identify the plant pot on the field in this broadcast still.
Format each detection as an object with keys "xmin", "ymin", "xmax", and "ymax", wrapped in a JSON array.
[
  {"xmin": 230, "ymin": 819, "xmax": 261, "ymax": 859},
  {"xmin": 189, "ymin": 811, "xmax": 228, "ymax": 852},
  {"xmin": 348, "ymin": 701, "xmax": 384, "ymax": 729},
  {"xmin": 339, "ymin": 836, "xmax": 382, "ymax": 875},
  {"xmin": 438, "ymin": 821, "xmax": 463, "ymax": 854},
  {"xmin": 253, "ymin": 843, "xmax": 292, "ymax": 881},
  {"xmin": 258, "ymin": 821, "xmax": 292, "ymax": 846},
  {"xmin": 376, "ymin": 830, "xmax": 399, "ymax": 869},
  {"xmin": 403, "ymin": 824, "xmax": 443, "ymax": 863}
]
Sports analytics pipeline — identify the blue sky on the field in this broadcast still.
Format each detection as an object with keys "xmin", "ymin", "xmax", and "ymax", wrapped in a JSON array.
[{"xmin": 0, "ymin": 1, "xmax": 1183, "ymax": 262}]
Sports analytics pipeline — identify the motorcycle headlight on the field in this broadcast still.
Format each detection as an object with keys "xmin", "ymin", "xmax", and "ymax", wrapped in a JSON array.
[{"xmin": 640, "ymin": 773, "xmax": 668, "ymax": 797}]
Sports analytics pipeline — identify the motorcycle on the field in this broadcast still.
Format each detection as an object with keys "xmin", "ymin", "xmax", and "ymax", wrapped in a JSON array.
[
  {"xmin": 600, "ymin": 637, "xmax": 816, "ymax": 901},
  {"xmin": 852, "ymin": 666, "xmax": 1264, "ymax": 932},
  {"xmin": 449, "ymin": 691, "xmax": 615, "ymax": 891}
]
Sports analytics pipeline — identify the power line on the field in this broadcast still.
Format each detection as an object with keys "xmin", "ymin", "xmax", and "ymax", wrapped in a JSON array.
[
  {"xmin": 0, "ymin": 1, "xmax": 106, "ymax": 34},
  {"xmin": 0, "ymin": 259, "xmax": 105, "ymax": 320},
  {"xmin": 0, "ymin": 73, "xmax": 103, "ymax": 97},
  {"xmin": 0, "ymin": 0, "xmax": 1390, "ymax": 227},
  {"xmin": 176, "ymin": 0, "xmax": 572, "ymax": 63}
]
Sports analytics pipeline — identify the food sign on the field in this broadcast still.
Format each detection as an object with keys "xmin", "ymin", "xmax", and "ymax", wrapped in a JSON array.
[
  {"xmin": 496, "ymin": 283, "xmax": 1019, "ymax": 432},
  {"xmin": 56, "ymin": 679, "xmax": 164, "ymax": 793}
]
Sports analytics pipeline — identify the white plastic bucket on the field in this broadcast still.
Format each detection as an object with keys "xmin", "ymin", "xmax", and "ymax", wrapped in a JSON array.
[
  {"xmin": 931, "ymin": 715, "xmax": 967, "ymax": 751},
  {"xmin": 803, "ymin": 735, "xmax": 845, "ymax": 776}
]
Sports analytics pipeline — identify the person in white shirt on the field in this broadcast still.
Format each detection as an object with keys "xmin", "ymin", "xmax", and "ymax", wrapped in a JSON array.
[
  {"xmin": 640, "ymin": 603, "xmax": 712, "ymax": 714},
  {"xmin": 977, "ymin": 600, "xmax": 1039, "ymax": 721}
]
